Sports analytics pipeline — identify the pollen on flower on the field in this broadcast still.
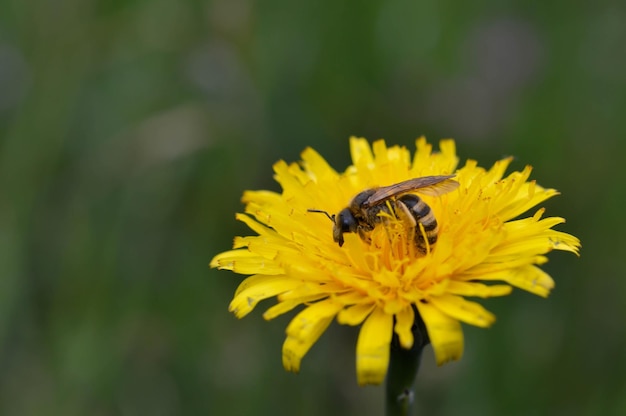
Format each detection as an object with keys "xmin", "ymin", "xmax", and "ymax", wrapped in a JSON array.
[{"xmin": 210, "ymin": 136, "xmax": 581, "ymax": 385}]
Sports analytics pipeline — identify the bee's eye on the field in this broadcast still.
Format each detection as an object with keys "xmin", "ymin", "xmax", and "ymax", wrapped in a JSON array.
[
  {"xmin": 338, "ymin": 209, "xmax": 357, "ymax": 232},
  {"xmin": 333, "ymin": 209, "xmax": 358, "ymax": 246}
]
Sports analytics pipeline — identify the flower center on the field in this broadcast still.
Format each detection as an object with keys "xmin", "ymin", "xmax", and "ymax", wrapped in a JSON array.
[{"xmin": 367, "ymin": 202, "xmax": 429, "ymax": 272}]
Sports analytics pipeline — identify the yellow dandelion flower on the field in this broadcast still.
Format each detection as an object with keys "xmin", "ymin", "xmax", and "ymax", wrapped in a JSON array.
[{"xmin": 211, "ymin": 137, "xmax": 580, "ymax": 386}]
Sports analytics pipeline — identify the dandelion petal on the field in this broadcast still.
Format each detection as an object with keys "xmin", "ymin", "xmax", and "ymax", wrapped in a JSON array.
[
  {"xmin": 282, "ymin": 300, "xmax": 343, "ymax": 373},
  {"xmin": 417, "ymin": 301, "xmax": 464, "ymax": 365},
  {"xmin": 356, "ymin": 307, "xmax": 393, "ymax": 386}
]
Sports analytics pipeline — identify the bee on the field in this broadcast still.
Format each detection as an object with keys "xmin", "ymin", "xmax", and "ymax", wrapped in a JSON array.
[{"xmin": 308, "ymin": 175, "xmax": 459, "ymax": 253}]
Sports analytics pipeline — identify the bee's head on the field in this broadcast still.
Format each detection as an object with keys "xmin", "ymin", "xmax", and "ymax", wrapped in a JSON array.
[
  {"xmin": 307, "ymin": 208, "xmax": 357, "ymax": 247},
  {"xmin": 333, "ymin": 208, "xmax": 358, "ymax": 247}
]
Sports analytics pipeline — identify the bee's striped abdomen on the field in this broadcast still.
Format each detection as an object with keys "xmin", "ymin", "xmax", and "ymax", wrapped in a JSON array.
[{"xmin": 398, "ymin": 194, "xmax": 439, "ymax": 253}]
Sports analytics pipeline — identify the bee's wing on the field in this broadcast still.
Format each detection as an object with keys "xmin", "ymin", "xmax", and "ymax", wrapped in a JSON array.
[
  {"xmin": 364, "ymin": 175, "xmax": 459, "ymax": 206},
  {"xmin": 413, "ymin": 177, "xmax": 460, "ymax": 197}
]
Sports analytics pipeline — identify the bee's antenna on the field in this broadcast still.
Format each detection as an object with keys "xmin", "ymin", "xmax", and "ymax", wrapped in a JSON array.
[{"xmin": 307, "ymin": 209, "xmax": 335, "ymax": 222}]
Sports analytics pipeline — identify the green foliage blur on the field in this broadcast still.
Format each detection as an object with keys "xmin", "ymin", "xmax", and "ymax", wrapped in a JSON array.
[{"xmin": 1, "ymin": 0, "xmax": 625, "ymax": 415}]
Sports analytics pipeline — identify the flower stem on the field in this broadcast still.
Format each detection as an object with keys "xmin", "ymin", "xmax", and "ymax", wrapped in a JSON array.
[{"xmin": 385, "ymin": 310, "xmax": 429, "ymax": 416}]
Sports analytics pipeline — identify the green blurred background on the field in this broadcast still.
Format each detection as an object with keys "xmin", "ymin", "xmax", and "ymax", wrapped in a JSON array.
[{"xmin": 1, "ymin": 0, "xmax": 624, "ymax": 415}]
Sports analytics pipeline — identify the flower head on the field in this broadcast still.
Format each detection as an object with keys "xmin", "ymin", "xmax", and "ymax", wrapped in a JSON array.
[{"xmin": 211, "ymin": 137, "xmax": 580, "ymax": 385}]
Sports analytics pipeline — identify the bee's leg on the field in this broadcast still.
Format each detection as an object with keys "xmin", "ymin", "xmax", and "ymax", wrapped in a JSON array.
[
  {"xmin": 395, "ymin": 200, "xmax": 417, "ymax": 227},
  {"xmin": 357, "ymin": 227, "xmax": 372, "ymax": 244},
  {"xmin": 394, "ymin": 200, "xmax": 417, "ymax": 245},
  {"xmin": 398, "ymin": 195, "xmax": 437, "ymax": 254}
]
